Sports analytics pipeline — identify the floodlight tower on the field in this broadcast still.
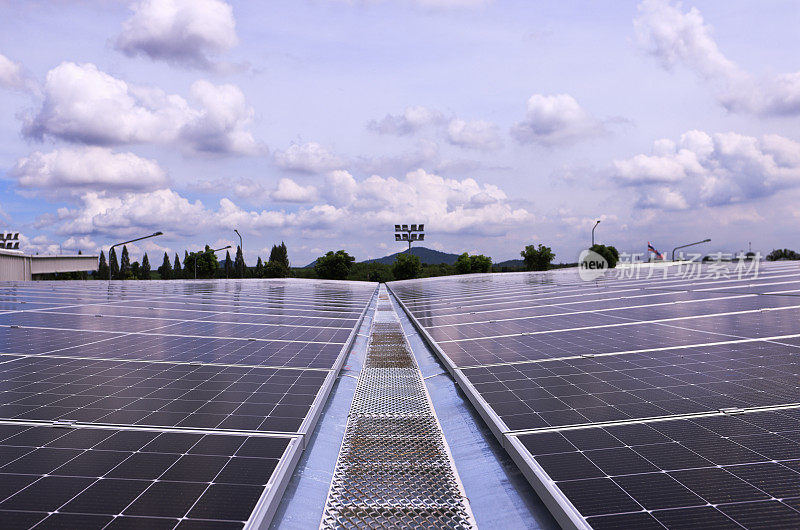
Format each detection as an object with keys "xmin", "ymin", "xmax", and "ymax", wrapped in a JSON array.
[
  {"xmin": 394, "ymin": 224, "xmax": 425, "ymax": 252},
  {"xmin": 0, "ymin": 232, "xmax": 20, "ymax": 250}
]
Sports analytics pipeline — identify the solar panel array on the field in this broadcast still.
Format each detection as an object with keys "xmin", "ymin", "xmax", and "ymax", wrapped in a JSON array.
[
  {"xmin": 389, "ymin": 261, "xmax": 800, "ymax": 529},
  {"xmin": 0, "ymin": 279, "xmax": 375, "ymax": 529}
]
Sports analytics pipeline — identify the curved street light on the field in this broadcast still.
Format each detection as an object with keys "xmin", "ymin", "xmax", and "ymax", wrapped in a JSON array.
[
  {"xmin": 672, "ymin": 238, "xmax": 711, "ymax": 261},
  {"xmin": 234, "ymin": 229, "xmax": 242, "ymax": 256},
  {"xmin": 108, "ymin": 232, "xmax": 163, "ymax": 280},
  {"xmin": 591, "ymin": 220, "xmax": 600, "ymax": 246}
]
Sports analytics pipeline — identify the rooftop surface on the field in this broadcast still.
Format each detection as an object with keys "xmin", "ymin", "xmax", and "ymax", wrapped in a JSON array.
[{"xmin": 0, "ymin": 261, "xmax": 798, "ymax": 529}]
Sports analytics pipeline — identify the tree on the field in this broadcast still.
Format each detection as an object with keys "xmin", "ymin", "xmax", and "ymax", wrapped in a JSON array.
[
  {"xmin": 255, "ymin": 257, "xmax": 264, "ymax": 277},
  {"xmin": 109, "ymin": 248, "xmax": 120, "ymax": 280},
  {"xmin": 158, "ymin": 252, "xmax": 172, "ymax": 280},
  {"xmin": 470, "ymin": 254, "xmax": 492, "ymax": 273},
  {"xmin": 314, "ymin": 250, "xmax": 355, "ymax": 280},
  {"xmin": 97, "ymin": 250, "xmax": 109, "ymax": 280},
  {"xmin": 234, "ymin": 245, "xmax": 246, "ymax": 278},
  {"xmin": 263, "ymin": 261, "xmax": 288, "ymax": 278},
  {"xmin": 521, "ymin": 244, "xmax": 555, "ymax": 271},
  {"xmin": 269, "ymin": 242, "xmax": 290, "ymax": 269},
  {"xmin": 130, "ymin": 261, "xmax": 140, "ymax": 279},
  {"xmin": 185, "ymin": 245, "xmax": 219, "ymax": 279},
  {"xmin": 223, "ymin": 250, "xmax": 233, "ymax": 278},
  {"xmin": 454, "ymin": 253, "xmax": 492, "ymax": 274},
  {"xmin": 392, "ymin": 253, "xmax": 422, "ymax": 280},
  {"xmin": 120, "ymin": 245, "xmax": 132, "ymax": 279},
  {"xmin": 767, "ymin": 248, "xmax": 800, "ymax": 261},
  {"xmin": 590, "ymin": 244, "xmax": 620, "ymax": 268},
  {"xmin": 173, "ymin": 253, "xmax": 182, "ymax": 278},
  {"xmin": 140, "ymin": 253, "xmax": 151, "ymax": 280}
]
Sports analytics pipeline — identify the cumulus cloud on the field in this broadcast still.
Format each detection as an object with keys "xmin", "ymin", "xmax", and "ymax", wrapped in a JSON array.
[
  {"xmin": 41, "ymin": 168, "xmax": 528, "ymax": 241},
  {"xmin": 24, "ymin": 62, "xmax": 257, "ymax": 155},
  {"xmin": 634, "ymin": 0, "xmax": 800, "ymax": 116},
  {"xmin": 0, "ymin": 53, "xmax": 28, "ymax": 91},
  {"xmin": 324, "ymin": 170, "xmax": 359, "ymax": 206},
  {"xmin": 270, "ymin": 178, "xmax": 318, "ymax": 203},
  {"xmin": 343, "ymin": 169, "xmax": 530, "ymax": 234},
  {"xmin": 446, "ymin": 119, "xmax": 502, "ymax": 151},
  {"xmin": 332, "ymin": 0, "xmax": 492, "ymax": 9},
  {"xmin": 511, "ymin": 94, "xmax": 603, "ymax": 146},
  {"xmin": 273, "ymin": 142, "xmax": 345, "ymax": 173},
  {"xmin": 116, "ymin": 0, "xmax": 238, "ymax": 70},
  {"xmin": 614, "ymin": 130, "xmax": 800, "ymax": 210},
  {"xmin": 368, "ymin": 105, "xmax": 444, "ymax": 135},
  {"xmin": 12, "ymin": 147, "xmax": 167, "ymax": 196}
]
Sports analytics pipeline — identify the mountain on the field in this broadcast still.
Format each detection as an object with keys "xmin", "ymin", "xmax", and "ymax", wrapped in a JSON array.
[
  {"xmin": 494, "ymin": 258, "xmax": 525, "ymax": 268},
  {"xmin": 304, "ymin": 247, "xmax": 461, "ymax": 267},
  {"xmin": 362, "ymin": 247, "xmax": 461, "ymax": 265}
]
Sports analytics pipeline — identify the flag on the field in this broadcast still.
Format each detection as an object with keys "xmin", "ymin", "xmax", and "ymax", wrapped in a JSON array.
[{"xmin": 648, "ymin": 242, "xmax": 664, "ymax": 260}]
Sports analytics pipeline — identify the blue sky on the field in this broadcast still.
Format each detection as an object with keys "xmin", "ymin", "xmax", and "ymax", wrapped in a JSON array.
[{"xmin": 1, "ymin": 0, "xmax": 799, "ymax": 266}]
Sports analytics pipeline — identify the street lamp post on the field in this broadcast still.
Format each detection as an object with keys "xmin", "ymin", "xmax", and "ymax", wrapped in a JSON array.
[
  {"xmin": 394, "ymin": 224, "xmax": 425, "ymax": 252},
  {"xmin": 194, "ymin": 245, "xmax": 231, "ymax": 279},
  {"xmin": 591, "ymin": 220, "xmax": 600, "ymax": 247},
  {"xmin": 108, "ymin": 232, "xmax": 163, "ymax": 280},
  {"xmin": 234, "ymin": 229, "xmax": 242, "ymax": 255},
  {"xmin": 671, "ymin": 238, "xmax": 711, "ymax": 261}
]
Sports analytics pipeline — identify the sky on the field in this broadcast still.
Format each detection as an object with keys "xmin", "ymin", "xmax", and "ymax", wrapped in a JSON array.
[{"xmin": 1, "ymin": 0, "xmax": 799, "ymax": 266}]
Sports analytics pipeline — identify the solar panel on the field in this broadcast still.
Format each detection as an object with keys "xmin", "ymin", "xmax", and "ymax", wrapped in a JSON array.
[
  {"xmin": 0, "ymin": 422, "xmax": 295, "ymax": 528},
  {"xmin": 0, "ymin": 278, "xmax": 377, "ymax": 528},
  {"xmin": 388, "ymin": 261, "xmax": 800, "ymax": 529}
]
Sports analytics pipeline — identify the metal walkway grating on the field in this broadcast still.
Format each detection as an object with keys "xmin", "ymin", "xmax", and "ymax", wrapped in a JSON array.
[{"xmin": 320, "ymin": 288, "xmax": 476, "ymax": 529}]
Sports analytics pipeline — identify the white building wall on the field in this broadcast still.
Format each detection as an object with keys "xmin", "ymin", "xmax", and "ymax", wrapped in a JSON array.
[{"xmin": 0, "ymin": 250, "xmax": 98, "ymax": 281}]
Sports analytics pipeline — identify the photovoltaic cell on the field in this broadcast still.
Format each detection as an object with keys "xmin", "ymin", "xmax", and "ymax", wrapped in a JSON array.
[
  {"xmin": 0, "ymin": 278, "xmax": 377, "ymax": 528},
  {"xmin": 0, "ymin": 422, "xmax": 291, "ymax": 529},
  {"xmin": 389, "ymin": 261, "xmax": 800, "ymax": 529}
]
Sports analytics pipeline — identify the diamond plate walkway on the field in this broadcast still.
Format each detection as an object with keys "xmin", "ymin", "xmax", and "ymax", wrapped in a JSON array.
[{"xmin": 320, "ymin": 286, "xmax": 476, "ymax": 529}]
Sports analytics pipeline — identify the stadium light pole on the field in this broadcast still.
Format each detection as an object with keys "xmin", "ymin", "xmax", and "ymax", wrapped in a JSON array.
[
  {"xmin": 394, "ymin": 224, "xmax": 425, "ymax": 252},
  {"xmin": 194, "ymin": 245, "xmax": 231, "ymax": 279},
  {"xmin": 591, "ymin": 220, "xmax": 600, "ymax": 246},
  {"xmin": 108, "ymin": 231, "xmax": 163, "ymax": 280},
  {"xmin": 671, "ymin": 238, "xmax": 711, "ymax": 261}
]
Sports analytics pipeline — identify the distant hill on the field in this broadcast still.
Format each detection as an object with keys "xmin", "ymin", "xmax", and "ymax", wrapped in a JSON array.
[
  {"xmin": 304, "ymin": 247, "xmax": 461, "ymax": 268},
  {"xmin": 494, "ymin": 258, "xmax": 525, "ymax": 268},
  {"xmin": 303, "ymin": 247, "xmax": 533, "ymax": 268},
  {"xmin": 363, "ymin": 247, "xmax": 461, "ymax": 265}
]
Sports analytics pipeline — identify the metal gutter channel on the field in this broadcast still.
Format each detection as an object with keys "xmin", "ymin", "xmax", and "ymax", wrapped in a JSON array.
[
  {"xmin": 320, "ymin": 287, "xmax": 476, "ymax": 528},
  {"xmin": 387, "ymin": 283, "xmax": 589, "ymax": 530}
]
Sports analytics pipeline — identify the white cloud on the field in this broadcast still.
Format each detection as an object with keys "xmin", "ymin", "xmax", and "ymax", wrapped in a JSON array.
[
  {"xmin": 331, "ymin": 0, "xmax": 492, "ymax": 9},
  {"xmin": 270, "ymin": 178, "xmax": 318, "ymax": 202},
  {"xmin": 25, "ymin": 62, "xmax": 257, "ymax": 155},
  {"xmin": 414, "ymin": 0, "xmax": 490, "ymax": 6},
  {"xmin": 346, "ymin": 169, "xmax": 530, "ymax": 234},
  {"xmin": 614, "ymin": 130, "xmax": 800, "ymax": 209},
  {"xmin": 368, "ymin": 105, "xmax": 444, "ymax": 135},
  {"xmin": 446, "ymin": 119, "xmax": 502, "ymax": 151},
  {"xmin": 54, "ymin": 189, "xmax": 210, "ymax": 237},
  {"xmin": 273, "ymin": 142, "xmax": 345, "ymax": 173},
  {"xmin": 116, "ymin": 0, "xmax": 238, "ymax": 70},
  {"xmin": 0, "ymin": 53, "xmax": 27, "ymax": 91},
  {"xmin": 12, "ymin": 147, "xmax": 167, "ymax": 196},
  {"xmin": 634, "ymin": 0, "xmax": 800, "ymax": 116},
  {"xmin": 41, "ymin": 169, "xmax": 528, "ymax": 241},
  {"xmin": 324, "ymin": 170, "xmax": 358, "ymax": 206},
  {"xmin": 511, "ymin": 94, "xmax": 603, "ymax": 146}
]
